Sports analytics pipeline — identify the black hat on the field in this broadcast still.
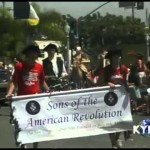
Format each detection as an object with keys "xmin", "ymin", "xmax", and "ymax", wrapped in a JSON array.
[
  {"xmin": 22, "ymin": 44, "xmax": 41, "ymax": 57},
  {"xmin": 105, "ymin": 48, "xmax": 122, "ymax": 59},
  {"xmin": 43, "ymin": 43, "xmax": 58, "ymax": 53}
]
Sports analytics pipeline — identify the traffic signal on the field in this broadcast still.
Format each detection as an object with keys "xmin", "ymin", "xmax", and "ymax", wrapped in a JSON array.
[
  {"xmin": 69, "ymin": 20, "xmax": 77, "ymax": 35},
  {"xmin": 137, "ymin": 2, "xmax": 144, "ymax": 10},
  {"xmin": 69, "ymin": 35, "xmax": 75, "ymax": 50},
  {"xmin": 78, "ymin": 34, "xmax": 90, "ymax": 48},
  {"xmin": 79, "ymin": 35, "xmax": 84, "ymax": 48}
]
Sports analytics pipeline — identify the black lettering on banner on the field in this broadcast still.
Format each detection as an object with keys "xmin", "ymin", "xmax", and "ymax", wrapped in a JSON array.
[
  {"xmin": 71, "ymin": 100, "xmax": 80, "ymax": 110},
  {"xmin": 47, "ymin": 101, "xmax": 69, "ymax": 111}
]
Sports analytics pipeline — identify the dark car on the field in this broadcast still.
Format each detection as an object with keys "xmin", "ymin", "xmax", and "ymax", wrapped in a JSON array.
[{"xmin": 0, "ymin": 69, "xmax": 10, "ymax": 105}]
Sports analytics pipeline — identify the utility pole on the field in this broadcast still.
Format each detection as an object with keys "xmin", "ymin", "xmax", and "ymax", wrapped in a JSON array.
[
  {"xmin": 131, "ymin": 6, "xmax": 135, "ymax": 21},
  {"xmin": 145, "ymin": 9, "xmax": 150, "ymax": 61},
  {"xmin": 146, "ymin": 8, "xmax": 149, "ymax": 27},
  {"xmin": 2, "ymin": 1, "xmax": 5, "ymax": 9},
  {"xmin": 65, "ymin": 23, "xmax": 71, "ymax": 74},
  {"xmin": 2, "ymin": 1, "xmax": 5, "ymax": 18}
]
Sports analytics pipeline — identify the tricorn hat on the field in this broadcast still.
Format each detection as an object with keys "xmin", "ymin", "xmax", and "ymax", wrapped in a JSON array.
[
  {"xmin": 105, "ymin": 48, "xmax": 122, "ymax": 59},
  {"xmin": 22, "ymin": 44, "xmax": 41, "ymax": 57},
  {"xmin": 43, "ymin": 43, "xmax": 58, "ymax": 53}
]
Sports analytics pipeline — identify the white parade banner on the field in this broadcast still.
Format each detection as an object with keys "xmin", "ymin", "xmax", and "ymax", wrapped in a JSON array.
[{"xmin": 11, "ymin": 85, "xmax": 133, "ymax": 145}]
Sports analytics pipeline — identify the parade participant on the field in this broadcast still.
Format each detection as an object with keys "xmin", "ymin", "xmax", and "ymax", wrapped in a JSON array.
[
  {"xmin": 88, "ymin": 50, "xmax": 109, "ymax": 86},
  {"xmin": 70, "ymin": 48, "xmax": 90, "ymax": 89},
  {"xmin": 128, "ymin": 64, "xmax": 141, "ymax": 113},
  {"xmin": 140, "ymin": 61, "xmax": 150, "ymax": 114},
  {"xmin": 105, "ymin": 49, "xmax": 128, "ymax": 148},
  {"xmin": 135, "ymin": 53, "xmax": 146, "ymax": 85},
  {"xmin": 93, "ymin": 48, "xmax": 131, "ymax": 148},
  {"xmin": 42, "ymin": 43, "xmax": 68, "ymax": 87},
  {"xmin": 73, "ymin": 49, "xmax": 89, "ymax": 75},
  {"xmin": 93, "ymin": 49, "xmax": 128, "ymax": 86},
  {"xmin": 5, "ymin": 44, "xmax": 50, "ymax": 148}
]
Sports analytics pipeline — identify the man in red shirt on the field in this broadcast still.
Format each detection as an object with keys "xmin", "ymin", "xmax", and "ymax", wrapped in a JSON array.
[
  {"xmin": 5, "ymin": 44, "xmax": 49, "ymax": 148},
  {"xmin": 105, "ymin": 49, "xmax": 133, "ymax": 148},
  {"xmin": 93, "ymin": 48, "xmax": 131, "ymax": 148},
  {"xmin": 6, "ymin": 44, "xmax": 49, "ymax": 97}
]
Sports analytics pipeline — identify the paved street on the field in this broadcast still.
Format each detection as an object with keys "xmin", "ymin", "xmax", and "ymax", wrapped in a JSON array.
[{"xmin": 0, "ymin": 105, "xmax": 150, "ymax": 148}]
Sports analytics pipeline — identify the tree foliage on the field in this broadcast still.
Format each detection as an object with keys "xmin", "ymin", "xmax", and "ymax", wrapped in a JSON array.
[
  {"xmin": 36, "ymin": 10, "xmax": 66, "ymax": 42},
  {"xmin": 0, "ymin": 2, "xmax": 148, "ymax": 63},
  {"xmin": 78, "ymin": 12, "xmax": 146, "ymax": 51}
]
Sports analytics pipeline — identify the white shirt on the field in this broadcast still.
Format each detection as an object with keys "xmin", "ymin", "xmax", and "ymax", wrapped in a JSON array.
[
  {"xmin": 50, "ymin": 53, "xmax": 58, "ymax": 77},
  {"xmin": 50, "ymin": 53, "xmax": 68, "ymax": 77}
]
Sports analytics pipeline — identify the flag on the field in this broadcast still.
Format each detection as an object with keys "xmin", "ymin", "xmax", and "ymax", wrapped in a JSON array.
[
  {"xmin": 14, "ymin": 2, "xmax": 30, "ymax": 19},
  {"xmin": 26, "ymin": 3, "xmax": 39, "ymax": 26},
  {"xmin": 13, "ymin": 2, "xmax": 39, "ymax": 26}
]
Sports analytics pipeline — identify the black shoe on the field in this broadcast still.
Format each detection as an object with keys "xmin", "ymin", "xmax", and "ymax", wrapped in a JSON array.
[{"xmin": 20, "ymin": 144, "xmax": 27, "ymax": 149}]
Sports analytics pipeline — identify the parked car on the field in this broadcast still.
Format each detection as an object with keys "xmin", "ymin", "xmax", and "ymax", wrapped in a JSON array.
[{"xmin": 0, "ymin": 69, "xmax": 10, "ymax": 105}]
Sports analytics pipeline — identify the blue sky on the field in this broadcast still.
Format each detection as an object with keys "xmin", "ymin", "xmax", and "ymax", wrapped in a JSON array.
[{"xmin": 2, "ymin": 2, "xmax": 150, "ymax": 23}]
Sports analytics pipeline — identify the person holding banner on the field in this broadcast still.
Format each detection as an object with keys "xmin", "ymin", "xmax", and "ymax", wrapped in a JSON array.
[
  {"xmin": 105, "ymin": 49, "xmax": 127, "ymax": 148},
  {"xmin": 94, "ymin": 48, "xmax": 131, "ymax": 148},
  {"xmin": 5, "ymin": 44, "xmax": 50, "ymax": 148}
]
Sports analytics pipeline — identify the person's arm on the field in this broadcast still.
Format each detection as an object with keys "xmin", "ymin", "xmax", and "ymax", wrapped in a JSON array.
[
  {"xmin": 41, "ymin": 80, "xmax": 50, "ymax": 92},
  {"xmin": 108, "ymin": 82, "xmax": 116, "ymax": 88},
  {"xmin": 5, "ymin": 81, "xmax": 15, "ymax": 100},
  {"xmin": 62, "ymin": 64, "xmax": 68, "ymax": 76}
]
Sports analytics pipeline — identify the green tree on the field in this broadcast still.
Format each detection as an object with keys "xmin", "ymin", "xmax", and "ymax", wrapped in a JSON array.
[
  {"xmin": 37, "ymin": 10, "xmax": 66, "ymax": 42},
  {"xmin": 0, "ymin": 7, "xmax": 26, "ymax": 58},
  {"xmin": 78, "ymin": 12, "xmax": 146, "ymax": 53}
]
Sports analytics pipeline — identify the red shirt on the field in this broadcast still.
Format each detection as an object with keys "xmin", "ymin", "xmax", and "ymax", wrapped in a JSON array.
[
  {"xmin": 12, "ymin": 62, "xmax": 45, "ymax": 95},
  {"xmin": 115, "ymin": 65, "xmax": 128, "ymax": 82}
]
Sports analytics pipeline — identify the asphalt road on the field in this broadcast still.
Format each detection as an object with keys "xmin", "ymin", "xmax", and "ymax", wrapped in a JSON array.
[{"xmin": 0, "ymin": 105, "xmax": 150, "ymax": 148}]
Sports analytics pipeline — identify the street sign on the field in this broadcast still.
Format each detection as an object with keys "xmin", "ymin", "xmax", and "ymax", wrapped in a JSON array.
[
  {"xmin": 137, "ymin": 2, "xmax": 144, "ymax": 10},
  {"xmin": 119, "ymin": 2, "xmax": 136, "ymax": 7}
]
